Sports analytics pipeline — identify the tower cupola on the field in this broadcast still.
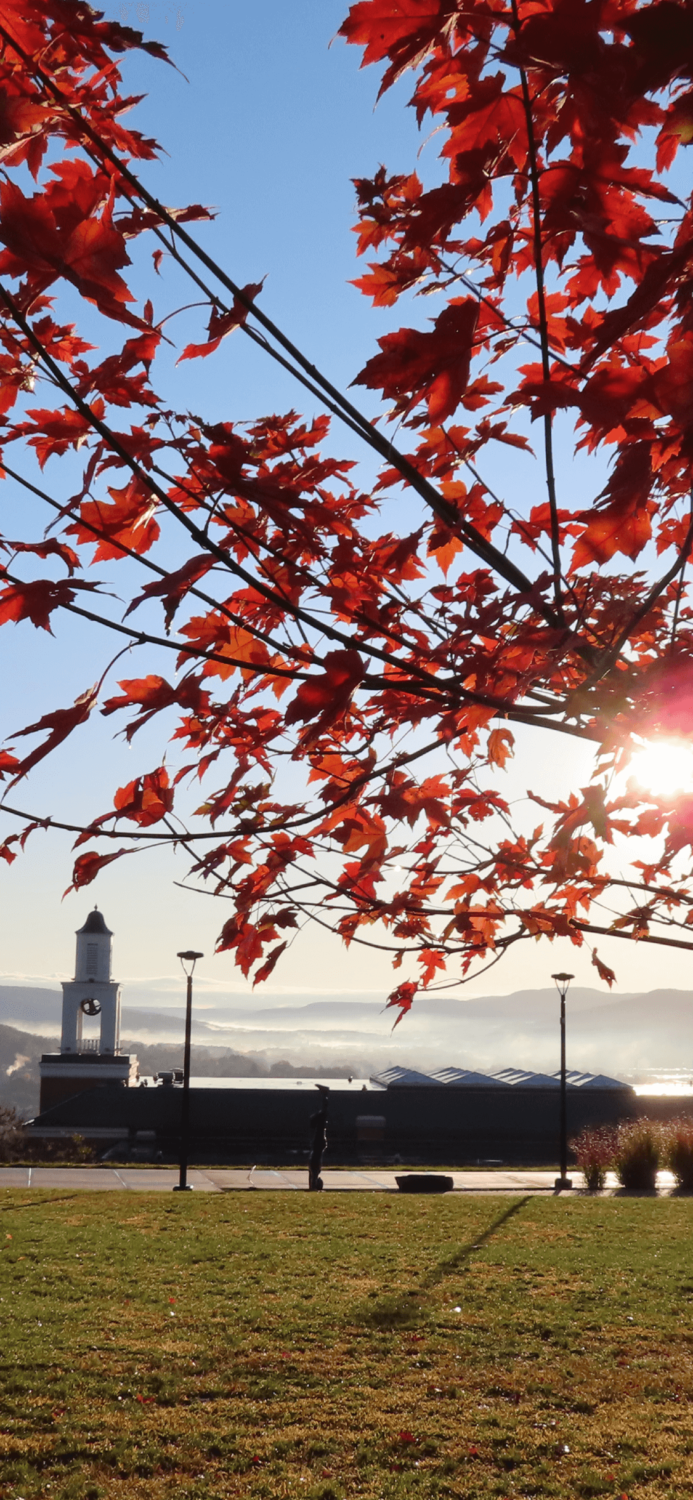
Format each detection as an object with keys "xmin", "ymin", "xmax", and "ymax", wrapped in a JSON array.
[{"xmin": 75, "ymin": 907, "xmax": 113, "ymax": 984}]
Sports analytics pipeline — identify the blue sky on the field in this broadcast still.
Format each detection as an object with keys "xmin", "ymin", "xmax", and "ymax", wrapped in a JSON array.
[
  {"xmin": 112, "ymin": 0, "xmax": 427, "ymax": 421},
  {"xmin": 0, "ymin": 0, "xmax": 684, "ymax": 1001},
  {"xmin": 0, "ymin": 0, "xmax": 443, "ymax": 996}
]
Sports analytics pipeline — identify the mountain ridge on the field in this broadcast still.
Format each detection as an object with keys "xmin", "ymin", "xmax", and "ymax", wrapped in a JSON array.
[{"xmin": 2, "ymin": 983, "xmax": 693, "ymax": 1120}]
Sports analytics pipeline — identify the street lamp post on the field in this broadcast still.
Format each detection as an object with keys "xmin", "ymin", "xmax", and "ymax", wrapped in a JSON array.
[
  {"xmin": 173, "ymin": 950, "xmax": 204, "ymax": 1192},
  {"xmin": 552, "ymin": 972, "xmax": 574, "ymax": 1191}
]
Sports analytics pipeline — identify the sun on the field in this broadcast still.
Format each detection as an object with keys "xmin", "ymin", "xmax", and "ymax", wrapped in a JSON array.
[{"xmin": 627, "ymin": 739, "xmax": 693, "ymax": 798}]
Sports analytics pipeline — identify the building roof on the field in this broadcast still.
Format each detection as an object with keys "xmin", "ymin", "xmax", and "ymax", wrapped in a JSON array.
[
  {"xmin": 493, "ymin": 1068, "xmax": 560, "ymax": 1089},
  {"xmin": 371, "ymin": 1066, "xmax": 444, "ymax": 1088},
  {"xmin": 371, "ymin": 1065, "xmax": 628, "ymax": 1090},
  {"xmin": 373, "ymin": 1065, "xmax": 507, "ymax": 1089},
  {"xmin": 154, "ymin": 1076, "xmax": 375, "ymax": 1092},
  {"xmin": 77, "ymin": 907, "xmax": 112, "ymax": 936},
  {"xmin": 558, "ymin": 1069, "xmax": 628, "ymax": 1090},
  {"xmin": 433, "ymin": 1066, "xmax": 506, "ymax": 1088}
]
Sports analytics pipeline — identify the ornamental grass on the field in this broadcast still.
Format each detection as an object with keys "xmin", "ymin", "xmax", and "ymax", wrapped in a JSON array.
[
  {"xmin": 571, "ymin": 1118, "xmax": 671, "ymax": 1191},
  {"xmin": 613, "ymin": 1119, "xmax": 663, "ymax": 1192},
  {"xmin": 662, "ymin": 1115, "xmax": 693, "ymax": 1191},
  {"xmin": 570, "ymin": 1126, "xmax": 618, "ymax": 1191}
]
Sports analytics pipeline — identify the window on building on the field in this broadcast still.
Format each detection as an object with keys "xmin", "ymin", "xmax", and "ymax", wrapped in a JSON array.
[{"xmin": 86, "ymin": 943, "xmax": 98, "ymax": 978}]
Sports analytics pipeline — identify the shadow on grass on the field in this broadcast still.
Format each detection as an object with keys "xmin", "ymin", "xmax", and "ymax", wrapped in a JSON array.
[
  {"xmin": 0, "ymin": 1194, "xmax": 82, "ymax": 1213},
  {"xmin": 356, "ymin": 1195, "xmax": 531, "ymax": 1330}
]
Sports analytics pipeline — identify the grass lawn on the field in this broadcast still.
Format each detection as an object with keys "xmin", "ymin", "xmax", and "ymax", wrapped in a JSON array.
[{"xmin": 1, "ymin": 1193, "xmax": 692, "ymax": 1500}]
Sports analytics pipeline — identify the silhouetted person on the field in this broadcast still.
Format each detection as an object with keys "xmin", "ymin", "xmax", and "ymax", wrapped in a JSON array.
[{"xmin": 308, "ymin": 1084, "xmax": 329, "ymax": 1191}]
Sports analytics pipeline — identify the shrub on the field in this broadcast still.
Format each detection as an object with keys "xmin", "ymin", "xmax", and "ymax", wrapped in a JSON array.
[
  {"xmin": 614, "ymin": 1119, "xmax": 661, "ymax": 1191},
  {"xmin": 0, "ymin": 1115, "xmax": 96, "ymax": 1165},
  {"xmin": 570, "ymin": 1126, "xmax": 617, "ymax": 1190},
  {"xmin": 0, "ymin": 1104, "xmax": 26, "ymax": 1162},
  {"xmin": 662, "ymin": 1116, "xmax": 693, "ymax": 1190}
]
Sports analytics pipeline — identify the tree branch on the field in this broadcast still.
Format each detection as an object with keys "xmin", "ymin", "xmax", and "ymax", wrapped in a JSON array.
[
  {"xmin": 510, "ymin": 0, "xmax": 564, "ymax": 618},
  {"xmin": 0, "ymin": 20, "xmax": 566, "ymax": 614}
]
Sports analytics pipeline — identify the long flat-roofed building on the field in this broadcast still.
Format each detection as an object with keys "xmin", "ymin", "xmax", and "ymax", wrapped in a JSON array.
[{"xmin": 31, "ymin": 1057, "xmax": 636, "ymax": 1166}]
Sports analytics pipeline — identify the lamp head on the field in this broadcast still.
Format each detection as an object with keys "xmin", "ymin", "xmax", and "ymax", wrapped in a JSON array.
[
  {"xmin": 177, "ymin": 949, "xmax": 204, "ymax": 976},
  {"xmin": 552, "ymin": 971, "xmax": 574, "ymax": 998}
]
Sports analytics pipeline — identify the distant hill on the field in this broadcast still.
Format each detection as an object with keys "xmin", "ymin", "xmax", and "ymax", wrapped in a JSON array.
[
  {"xmin": 0, "ymin": 986, "xmax": 62, "ymax": 1033},
  {"xmin": 0, "ymin": 1023, "xmax": 54, "ymax": 1117},
  {"xmin": 118, "ymin": 986, "xmax": 693, "ymax": 1076},
  {"xmin": 3, "ymin": 983, "xmax": 693, "ymax": 1116},
  {"xmin": 0, "ymin": 1022, "xmax": 361, "ymax": 1118}
]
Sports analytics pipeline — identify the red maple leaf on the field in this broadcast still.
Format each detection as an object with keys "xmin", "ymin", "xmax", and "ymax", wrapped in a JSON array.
[
  {"xmin": 125, "ymin": 554, "xmax": 215, "ymax": 630},
  {"xmin": 0, "ymin": 578, "xmax": 99, "ymax": 631},
  {"xmin": 67, "ymin": 479, "xmax": 160, "ymax": 562},
  {"xmin": 353, "ymin": 298, "xmax": 478, "ymax": 423},
  {"xmin": 10, "ymin": 687, "xmax": 98, "ymax": 782},
  {"xmin": 339, "ymin": 1, "xmax": 454, "ymax": 95},
  {"xmin": 178, "ymin": 281, "xmax": 264, "ymax": 362},
  {"xmin": 65, "ymin": 848, "xmax": 129, "ymax": 895},
  {"xmin": 386, "ymin": 981, "xmax": 419, "ymax": 1028},
  {"xmin": 113, "ymin": 767, "xmax": 174, "ymax": 827},
  {"xmin": 285, "ymin": 649, "xmax": 365, "ymax": 736}
]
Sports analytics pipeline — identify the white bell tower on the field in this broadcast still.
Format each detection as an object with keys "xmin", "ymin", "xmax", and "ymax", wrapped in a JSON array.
[
  {"xmin": 60, "ymin": 907, "xmax": 120, "ymax": 1055},
  {"xmin": 38, "ymin": 909, "xmax": 138, "ymax": 1113}
]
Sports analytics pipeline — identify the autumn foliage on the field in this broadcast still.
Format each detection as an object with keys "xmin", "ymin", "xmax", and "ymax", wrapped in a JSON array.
[{"xmin": 3, "ymin": 0, "xmax": 693, "ymax": 1012}]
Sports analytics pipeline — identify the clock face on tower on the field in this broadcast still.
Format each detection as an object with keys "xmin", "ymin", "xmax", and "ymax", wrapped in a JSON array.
[{"xmin": 80, "ymin": 997, "xmax": 102, "ymax": 1017}]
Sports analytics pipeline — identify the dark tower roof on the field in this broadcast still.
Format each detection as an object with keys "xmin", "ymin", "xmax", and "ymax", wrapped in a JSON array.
[{"xmin": 76, "ymin": 906, "xmax": 112, "ymax": 937}]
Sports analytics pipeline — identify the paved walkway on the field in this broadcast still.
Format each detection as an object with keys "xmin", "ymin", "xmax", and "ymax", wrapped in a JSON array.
[{"xmin": 0, "ymin": 1166, "xmax": 680, "ymax": 1193}]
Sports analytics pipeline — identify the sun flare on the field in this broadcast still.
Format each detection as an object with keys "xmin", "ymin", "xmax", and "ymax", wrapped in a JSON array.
[{"xmin": 628, "ymin": 739, "xmax": 693, "ymax": 798}]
